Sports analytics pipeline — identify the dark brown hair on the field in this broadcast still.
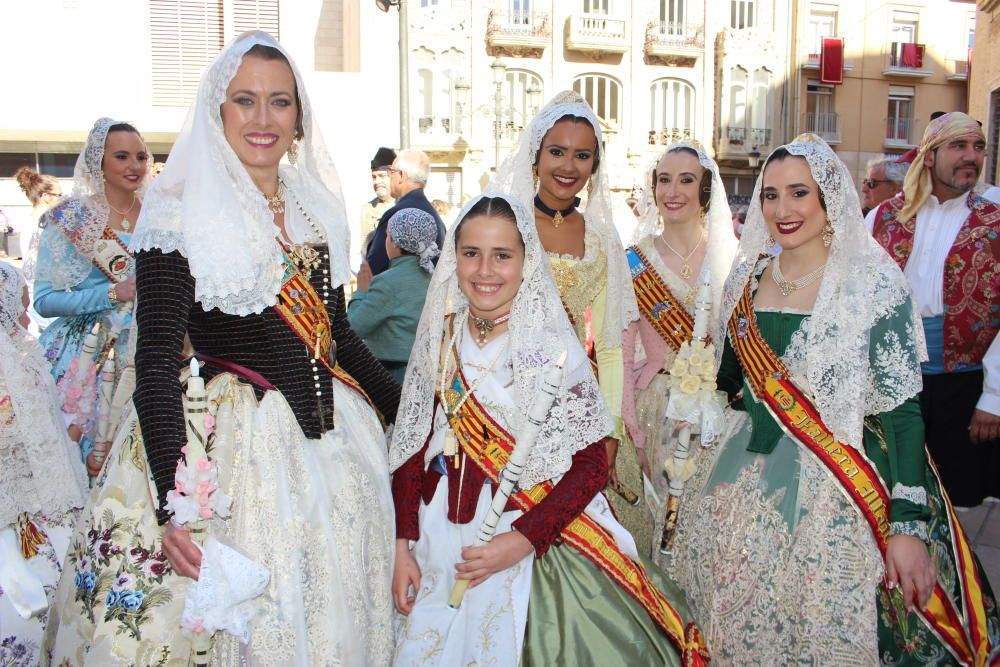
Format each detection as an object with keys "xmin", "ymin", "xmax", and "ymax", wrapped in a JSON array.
[
  {"xmin": 454, "ymin": 196, "xmax": 522, "ymax": 247},
  {"xmin": 533, "ymin": 115, "xmax": 601, "ymax": 175},
  {"xmin": 652, "ymin": 146, "xmax": 712, "ymax": 211},
  {"xmin": 760, "ymin": 148, "xmax": 827, "ymax": 211},
  {"xmin": 243, "ymin": 44, "xmax": 304, "ymax": 137}
]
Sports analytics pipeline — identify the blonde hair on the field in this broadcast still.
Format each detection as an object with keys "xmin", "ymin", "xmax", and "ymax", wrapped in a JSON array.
[{"xmin": 14, "ymin": 167, "xmax": 59, "ymax": 207}]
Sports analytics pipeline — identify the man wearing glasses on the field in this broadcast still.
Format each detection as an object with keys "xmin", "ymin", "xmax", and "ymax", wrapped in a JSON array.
[{"xmin": 861, "ymin": 157, "xmax": 907, "ymax": 230}]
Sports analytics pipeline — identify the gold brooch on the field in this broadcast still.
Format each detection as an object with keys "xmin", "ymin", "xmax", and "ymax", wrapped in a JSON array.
[{"xmin": 286, "ymin": 244, "xmax": 321, "ymax": 279}]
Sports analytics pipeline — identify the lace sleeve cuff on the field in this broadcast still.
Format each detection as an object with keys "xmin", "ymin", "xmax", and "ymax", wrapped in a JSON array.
[
  {"xmin": 891, "ymin": 483, "xmax": 927, "ymax": 507},
  {"xmin": 890, "ymin": 520, "xmax": 928, "ymax": 542}
]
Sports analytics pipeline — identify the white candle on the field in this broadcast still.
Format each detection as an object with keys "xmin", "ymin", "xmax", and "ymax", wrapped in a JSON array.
[
  {"xmin": 692, "ymin": 267, "xmax": 712, "ymax": 342},
  {"xmin": 185, "ymin": 358, "xmax": 208, "ymax": 460}
]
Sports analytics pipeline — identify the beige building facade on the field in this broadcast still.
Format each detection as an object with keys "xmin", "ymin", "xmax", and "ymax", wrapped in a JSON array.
[
  {"xmin": 402, "ymin": 0, "xmax": 795, "ymax": 217},
  {"xmin": 970, "ymin": 0, "xmax": 1000, "ymax": 186},
  {"xmin": 786, "ymin": 0, "xmax": 974, "ymax": 184}
]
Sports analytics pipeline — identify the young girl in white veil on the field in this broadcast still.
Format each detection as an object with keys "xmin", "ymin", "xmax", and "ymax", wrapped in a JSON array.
[
  {"xmin": 671, "ymin": 134, "xmax": 999, "ymax": 665},
  {"xmin": 43, "ymin": 32, "xmax": 400, "ymax": 666},
  {"xmin": 390, "ymin": 193, "xmax": 708, "ymax": 666}
]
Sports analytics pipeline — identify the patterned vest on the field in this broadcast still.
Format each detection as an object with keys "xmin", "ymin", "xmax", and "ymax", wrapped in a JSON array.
[{"xmin": 871, "ymin": 193, "xmax": 1000, "ymax": 370}]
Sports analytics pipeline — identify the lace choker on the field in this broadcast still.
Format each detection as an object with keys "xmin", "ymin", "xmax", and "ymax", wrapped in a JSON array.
[
  {"xmin": 468, "ymin": 311, "xmax": 511, "ymax": 346},
  {"xmin": 534, "ymin": 195, "xmax": 581, "ymax": 229}
]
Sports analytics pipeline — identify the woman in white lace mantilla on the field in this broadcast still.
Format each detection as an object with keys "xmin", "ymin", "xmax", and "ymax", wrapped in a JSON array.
[
  {"xmin": 0, "ymin": 261, "xmax": 88, "ymax": 666},
  {"xmin": 670, "ymin": 134, "xmax": 1000, "ymax": 666},
  {"xmin": 43, "ymin": 32, "xmax": 400, "ymax": 666},
  {"xmin": 621, "ymin": 140, "xmax": 739, "ymax": 570},
  {"xmin": 389, "ymin": 193, "xmax": 708, "ymax": 666},
  {"xmin": 29, "ymin": 117, "xmax": 148, "ymax": 478},
  {"xmin": 487, "ymin": 91, "xmax": 651, "ymax": 553}
]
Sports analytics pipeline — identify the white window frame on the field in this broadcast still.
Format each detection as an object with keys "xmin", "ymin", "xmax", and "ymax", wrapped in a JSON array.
[
  {"xmin": 584, "ymin": 0, "xmax": 611, "ymax": 14},
  {"xmin": 649, "ymin": 78, "xmax": 696, "ymax": 139},
  {"xmin": 886, "ymin": 86, "xmax": 915, "ymax": 145},
  {"xmin": 806, "ymin": 5, "xmax": 837, "ymax": 57},
  {"xmin": 730, "ymin": 0, "xmax": 754, "ymax": 29},
  {"xmin": 573, "ymin": 73, "xmax": 622, "ymax": 128},
  {"xmin": 659, "ymin": 0, "xmax": 685, "ymax": 34},
  {"xmin": 728, "ymin": 66, "xmax": 748, "ymax": 143},
  {"xmin": 503, "ymin": 70, "xmax": 543, "ymax": 135},
  {"xmin": 890, "ymin": 10, "xmax": 919, "ymax": 45}
]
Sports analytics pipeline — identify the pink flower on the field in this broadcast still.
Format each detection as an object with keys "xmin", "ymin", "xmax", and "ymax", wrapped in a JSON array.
[
  {"xmin": 204, "ymin": 415, "xmax": 216, "ymax": 434},
  {"xmin": 196, "ymin": 459, "xmax": 212, "ymax": 472}
]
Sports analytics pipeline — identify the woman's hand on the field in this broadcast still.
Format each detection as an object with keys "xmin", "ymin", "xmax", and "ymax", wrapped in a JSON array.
[
  {"xmin": 393, "ymin": 539, "xmax": 422, "ymax": 615},
  {"xmin": 636, "ymin": 446, "xmax": 652, "ymax": 479},
  {"xmin": 162, "ymin": 523, "xmax": 202, "ymax": 580},
  {"xmin": 86, "ymin": 441, "xmax": 109, "ymax": 477},
  {"xmin": 886, "ymin": 534, "xmax": 936, "ymax": 612},
  {"xmin": 114, "ymin": 276, "xmax": 137, "ymax": 303},
  {"xmin": 356, "ymin": 260, "xmax": 373, "ymax": 292},
  {"xmin": 455, "ymin": 530, "xmax": 534, "ymax": 588},
  {"xmin": 67, "ymin": 424, "xmax": 83, "ymax": 443}
]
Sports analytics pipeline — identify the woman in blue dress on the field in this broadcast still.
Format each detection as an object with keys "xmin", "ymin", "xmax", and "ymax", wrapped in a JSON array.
[{"xmin": 30, "ymin": 117, "xmax": 148, "ymax": 475}]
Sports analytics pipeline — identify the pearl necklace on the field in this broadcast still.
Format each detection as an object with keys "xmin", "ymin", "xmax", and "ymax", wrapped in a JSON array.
[
  {"xmin": 438, "ymin": 316, "xmax": 509, "ymax": 461},
  {"xmin": 771, "ymin": 256, "xmax": 827, "ymax": 296},
  {"xmin": 282, "ymin": 182, "xmax": 335, "ymax": 429}
]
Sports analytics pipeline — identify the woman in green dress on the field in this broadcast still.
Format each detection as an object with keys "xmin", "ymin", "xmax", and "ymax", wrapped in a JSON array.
[{"xmin": 671, "ymin": 134, "xmax": 999, "ymax": 665}]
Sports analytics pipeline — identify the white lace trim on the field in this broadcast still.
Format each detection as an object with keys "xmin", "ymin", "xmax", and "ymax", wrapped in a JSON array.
[
  {"xmin": 891, "ymin": 483, "xmax": 928, "ymax": 507},
  {"xmin": 129, "ymin": 32, "xmax": 351, "ymax": 316},
  {"xmin": 389, "ymin": 192, "xmax": 612, "ymax": 490},
  {"xmin": 890, "ymin": 520, "xmax": 929, "ymax": 541},
  {"xmin": 721, "ymin": 134, "xmax": 926, "ymax": 448},
  {"xmin": 487, "ymin": 91, "xmax": 638, "ymax": 348},
  {"xmin": 0, "ymin": 329, "xmax": 88, "ymax": 527}
]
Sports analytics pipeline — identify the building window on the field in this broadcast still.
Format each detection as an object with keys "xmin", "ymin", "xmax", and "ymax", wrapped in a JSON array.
[
  {"xmin": 584, "ymin": 0, "xmax": 611, "ymax": 15},
  {"xmin": 730, "ymin": 0, "xmax": 754, "ymax": 29},
  {"xmin": 890, "ymin": 10, "xmax": 918, "ymax": 44},
  {"xmin": 417, "ymin": 68, "xmax": 434, "ymax": 134},
  {"xmin": 806, "ymin": 5, "xmax": 837, "ymax": 58},
  {"xmin": 967, "ymin": 12, "xmax": 976, "ymax": 49},
  {"xmin": 503, "ymin": 70, "xmax": 543, "ymax": 136},
  {"xmin": 659, "ymin": 0, "xmax": 685, "ymax": 33},
  {"xmin": 750, "ymin": 67, "xmax": 770, "ymax": 146},
  {"xmin": 573, "ymin": 74, "xmax": 621, "ymax": 128},
  {"xmin": 806, "ymin": 80, "xmax": 838, "ymax": 141},
  {"xmin": 650, "ymin": 78, "xmax": 695, "ymax": 144},
  {"xmin": 419, "ymin": 0, "xmax": 442, "ymax": 7},
  {"xmin": 728, "ymin": 66, "xmax": 748, "ymax": 144},
  {"xmin": 886, "ymin": 86, "xmax": 915, "ymax": 146},
  {"xmin": 0, "ymin": 153, "xmax": 37, "ymax": 178},
  {"xmin": 150, "ymin": 0, "xmax": 280, "ymax": 108}
]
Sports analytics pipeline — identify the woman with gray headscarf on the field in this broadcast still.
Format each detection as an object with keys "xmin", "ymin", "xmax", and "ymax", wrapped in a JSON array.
[{"xmin": 349, "ymin": 207, "xmax": 439, "ymax": 382}]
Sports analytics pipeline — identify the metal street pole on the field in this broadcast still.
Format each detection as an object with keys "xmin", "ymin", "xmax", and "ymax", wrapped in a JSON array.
[{"xmin": 399, "ymin": 0, "xmax": 409, "ymax": 149}]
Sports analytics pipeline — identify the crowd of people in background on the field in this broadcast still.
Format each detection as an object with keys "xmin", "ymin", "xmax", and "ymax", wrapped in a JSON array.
[{"xmin": 1, "ymin": 28, "xmax": 999, "ymax": 667}]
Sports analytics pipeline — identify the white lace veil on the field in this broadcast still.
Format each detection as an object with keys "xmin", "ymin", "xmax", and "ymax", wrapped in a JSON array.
[
  {"xmin": 130, "ymin": 31, "xmax": 352, "ymax": 315},
  {"xmin": 488, "ymin": 91, "xmax": 638, "ymax": 347},
  {"xmin": 721, "ymin": 134, "xmax": 926, "ymax": 447},
  {"xmin": 28, "ymin": 117, "xmax": 134, "ymax": 289},
  {"xmin": 0, "ymin": 262, "xmax": 87, "ymax": 527},
  {"xmin": 632, "ymin": 140, "xmax": 738, "ymax": 331},
  {"xmin": 389, "ymin": 193, "xmax": 613, "ymax": 489}
]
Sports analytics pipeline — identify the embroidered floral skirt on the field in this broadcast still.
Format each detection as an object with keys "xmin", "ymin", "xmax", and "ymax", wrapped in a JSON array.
[
  {"xmin": 670, "ymin": 421, "xmax": 1000, "ymax": 666},
  {"xmin": 0, "ymin": 511, "xmax": 77, "ymax": 667},
  {"xmin": 43, "ymin": 374, "xmax": 396, "ymax": 666}
]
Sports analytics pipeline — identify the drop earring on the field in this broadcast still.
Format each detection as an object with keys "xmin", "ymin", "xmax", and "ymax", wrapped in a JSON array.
[
  {"xmin": 287, "ymin": 140, "xmax": 299, "ymax": 165},
  {"xmin": 532, "ymin": 164, "xmax": 539, "ymax": 192},
  {"xmin": 821, "ymin": 221, "xmax": 834, "ymax": 247}
]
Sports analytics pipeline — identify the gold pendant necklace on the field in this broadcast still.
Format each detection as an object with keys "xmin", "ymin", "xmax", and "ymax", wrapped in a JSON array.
[
  {"xmin": 264, "ymin": 184, "xmax": 285, "ymax": 215},
  {"xmin": 469, "ymin": 311, "xmax": 511, "ymax": 346},
  {"xmin": 658, "ymin": 233, "xmax": 704, "ymax": 280}
]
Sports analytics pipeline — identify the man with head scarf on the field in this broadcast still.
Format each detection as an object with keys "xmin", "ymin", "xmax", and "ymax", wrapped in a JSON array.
[
  {"xmin": 360, "ymin": 147, "xmax": 396, "ymax": 255},
  {"xmin": 871, "ymin": 111, "xmax": 1000, "ymax": 508}
]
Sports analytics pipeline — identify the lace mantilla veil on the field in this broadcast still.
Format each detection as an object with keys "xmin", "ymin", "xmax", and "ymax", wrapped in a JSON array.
[
  {"xmin": 27, "ymin": 116, "xmax": 140, "ymax": 289},
  {"xmin": 0, "ymin": 262, "xmax": 87, "ymax": 527},
  {"xmin": 721, "ymin": 134, "xmax": 926, "ymax": 447},
  {"xmin": 389, "ymin": 193, "xmax": 613, "ymax": 489},
  {"xmin": 130, "ymin": 31, "xmax": 352, "ymax": 316},
  {"xmin": 488, "ymin": 91, "xmax": 638, "ymax": 348},
  {"xmin": 632, "ymin": 140, "xmax": 738, "ymax": 341}
]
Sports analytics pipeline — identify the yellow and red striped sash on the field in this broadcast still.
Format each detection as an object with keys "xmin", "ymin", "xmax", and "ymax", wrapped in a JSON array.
[
  {"xmin": 273, "ymin": 248, "xmax": 373, "ymax": 409},
  {"xmin": 626, "ymin": 245, "xmax": 707, "ymax": 351},
  {"xmin": 727, "ymin": 281, "xmax": 993, "ymax": 667},
  {"xmin": 445, "ymin": 369, "xmax": 709, "ymax": 665}
]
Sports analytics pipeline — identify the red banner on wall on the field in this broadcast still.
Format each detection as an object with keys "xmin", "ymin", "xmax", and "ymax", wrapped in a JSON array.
[{"xmin": 820, "ymin": 37, "xmax": 844, "ymax": 85}]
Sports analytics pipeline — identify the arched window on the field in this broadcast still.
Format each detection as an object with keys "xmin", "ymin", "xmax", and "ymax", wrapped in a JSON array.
[
  {"xmin": 728, "ymin": 66, "xmax": 747, "ymax": 144},
  {"xmin": 650, "ymin": 78, "xmax": 695, "ymax": 143},
  {"xmin": 751, "ymin": 67, "xmax": 771, "ymax": 146},
  {"xmin": 503, "ymin": 69, "xmax": 543, "ymax": 133},
  {"xmin": 573, "ymin": 73, "xmax": 622, "ymax": 128},
  {"xmin": 417, "ymin": 69, "xmax": 434, "ymax": 134}
]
